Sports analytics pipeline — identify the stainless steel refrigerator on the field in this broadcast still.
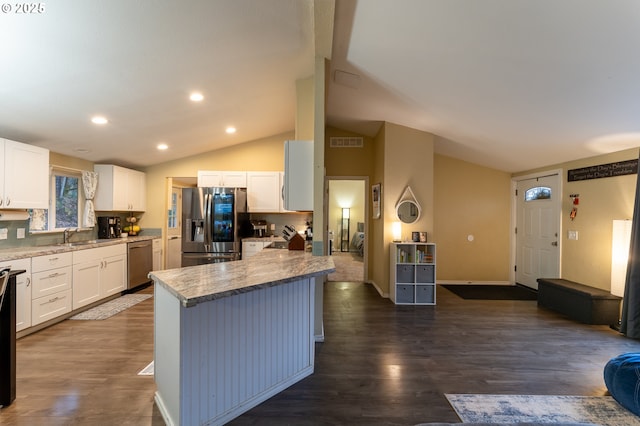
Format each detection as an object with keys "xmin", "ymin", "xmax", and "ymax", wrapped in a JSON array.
[{"xmin": 181, "ymin": 187, "xmax": 249, "ymax": 266}]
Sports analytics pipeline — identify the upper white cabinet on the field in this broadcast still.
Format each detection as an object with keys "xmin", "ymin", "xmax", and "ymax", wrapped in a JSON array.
[
  {"xmin": 283, "ymin": 140, "xmax": 313, "ymax": 211},
  {"xmin": 247, "ymin": 172, "xmax": 280, "ymax": 212},
  {"xmin": 197, "ymin": 170, "xmax": 246, "ymax": 188},
  {"xmin": 279, "ymin": 172, "xmax": 293, "ymax": 213},
  {"xmin": 94, "ymin": 164, "xmax": 146, "ymax": 212},
  {"xmin": 0, "ymin": 138, "xmax": 49, "ymax": 209}
]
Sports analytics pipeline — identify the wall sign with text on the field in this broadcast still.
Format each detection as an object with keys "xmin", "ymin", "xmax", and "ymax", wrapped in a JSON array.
[{"xmin": 567, "ymin": 159, "xmax": 638, "ymax": 182}]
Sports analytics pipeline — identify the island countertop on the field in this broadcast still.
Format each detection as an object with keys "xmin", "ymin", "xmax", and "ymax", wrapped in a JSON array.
[{"xmin": 150, "ymin": 249, "xmax": 335, "ymax": 307}]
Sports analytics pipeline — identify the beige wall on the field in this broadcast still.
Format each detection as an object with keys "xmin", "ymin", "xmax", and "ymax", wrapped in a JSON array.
[
  {"xmin": 434, "ymin": 154, "xmax": 512, "ymax": 282},
  {"xmin": 142, "ymin": 131, "xmax": 294, "ymax": 229},
  {"xmin": 517, "ymin": 148, "xmax": 638, "ymax": 291},
  {"xmin": 379, "ymin": 122, "xmax": 434, "ymax": 295},
  {"xmin": 50, "ymin": 152, "xmax": 95, "ymax": 172},
  {"xmin": 325, "ymin": 126, "xmax": 376, "ymax": 177}
]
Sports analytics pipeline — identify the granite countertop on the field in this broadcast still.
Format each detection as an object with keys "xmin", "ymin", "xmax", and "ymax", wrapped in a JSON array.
[
  {"xmin": 150, "ymin": 249, "xmax": 335, "ymax": 308},
  {"xmin": 242, "ymin": 236, "xmax": 287, "ymax": 243},
  {"xmin": 0, "ymin": 235, "xmax": 160, "ymax": 262}
]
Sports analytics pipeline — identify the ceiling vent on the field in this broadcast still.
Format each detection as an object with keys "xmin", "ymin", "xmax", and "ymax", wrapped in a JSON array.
[{"xmin": 330, "ymin": 137, "xmax": 363, "ymax": 148}]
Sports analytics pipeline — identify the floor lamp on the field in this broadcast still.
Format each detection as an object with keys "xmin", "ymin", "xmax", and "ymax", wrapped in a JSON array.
[
  {"xmin": 611, "ymin": 219, "xmax": 632, "ymax": 330},
  {"xmin": 341, "ymin": 208, "xmax": 350, "ymax": 252}
]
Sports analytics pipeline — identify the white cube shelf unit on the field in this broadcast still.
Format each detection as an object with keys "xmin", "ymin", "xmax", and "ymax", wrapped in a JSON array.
[{"xmin": 390, "ymin": 242, "xmax": 436, "ymax": 305}]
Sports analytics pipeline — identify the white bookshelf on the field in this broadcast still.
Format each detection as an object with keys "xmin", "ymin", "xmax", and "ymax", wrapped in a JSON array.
[{"xmin": 390, "ymin": 242, "xmax": 436, "ymax": 305}]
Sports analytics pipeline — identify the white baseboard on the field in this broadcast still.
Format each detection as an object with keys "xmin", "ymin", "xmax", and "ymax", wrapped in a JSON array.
[
  {"xmin": 367, "ymin": 280, "xmax": 388, "ymax": 298},
  {"xmin": 438, "ymin": 280, "xmax": 512, "ymax": 286}
]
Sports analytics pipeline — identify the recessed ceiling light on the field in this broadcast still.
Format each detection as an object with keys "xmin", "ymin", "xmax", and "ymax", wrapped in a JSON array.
[
  {"xmin": 190, "ymin": 92, "xmax": 204, "ymax": 102},
  {"xmin": 74, "ymin": 148, "xmax": 91, "ymax": 154},
  {"xmin": 157, "ymin": 143, "xmax": 168, "ymax": 151},
  {"xmin": 226, "ymin": 126, "xmax": 236, "ymax": 134},
  {"xmin": 91, "ymin": 116, "xmax": 108, "ymax": 125}
]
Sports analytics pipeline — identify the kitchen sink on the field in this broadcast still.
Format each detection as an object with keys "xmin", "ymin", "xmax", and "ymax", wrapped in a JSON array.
[{"xmin": 57, "ymin": 240, "xmax": 103, "ymax": 247}]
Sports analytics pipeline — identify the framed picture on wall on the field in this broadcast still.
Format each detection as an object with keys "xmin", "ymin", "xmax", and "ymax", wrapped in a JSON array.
[{"xmin": 372, "ymin": 183, "xmax": 381, "ymax": 219}]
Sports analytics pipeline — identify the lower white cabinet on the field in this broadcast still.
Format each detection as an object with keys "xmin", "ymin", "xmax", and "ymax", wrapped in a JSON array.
[
  {"xmin": 390, "ymin": 242, "xmax": 436, "ymax": 305},
  {"xmin": 0, "ymin": 258, "xmax": 32, "ymax": 332},
  {"xmin": 153, "ymin": 238, "xmax": 162, "ymax": 270},
  {"xmin": 72, "ymin": 244, "xmax": 126, "ymax": 309},
  {"xmin": 242, "ymin": 241, "xmax": 269, "ymax": 259},
  {"xmin": 31, "ymin": 252, "xmax": 73, "ymax": 325}
]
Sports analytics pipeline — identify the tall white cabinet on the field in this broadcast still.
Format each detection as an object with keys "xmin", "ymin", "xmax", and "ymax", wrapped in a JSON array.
[{"xmin": 390, "ymin": 242, "xmax": 436, "ymax": 305}]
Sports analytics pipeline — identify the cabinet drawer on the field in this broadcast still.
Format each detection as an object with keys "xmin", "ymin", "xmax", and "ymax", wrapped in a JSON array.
[
  {"xmin": 32, "ymin": 266, "xmax": 72, "ymax": 298},
  {"xmin": 416, "ymin": 285, "xmax": 435, "ymax": 304},
  {"xmin": 32, "ymin": 289, "xmax": 72, "ymax": 326},
  {"xmin": 396, "ymin": 265, "xmax": 415, "ymax": 283},
  {"xmin": 243, "ymin": 242, "xmax": 263, "ymax": 250},
  {"xmin": 416, "ymin": 265, "xmax": 435, "ymax": 283},
  {"xmin": 396, "ymin": 284, "xmax": 415, "ymax": 303},
  {"xmin": 32, "ymin": 252, "xmax": 72, "ymax": 272},
  {"xmin": 73, "ymin": 244, "xmax": 126, "ymax": 264}
]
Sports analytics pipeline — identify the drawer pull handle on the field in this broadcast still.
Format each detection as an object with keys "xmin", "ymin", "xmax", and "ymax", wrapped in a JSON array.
[
  {"xmin": 48, "ymin": 272, "xmax": 60, "ymax": 278},
  {"xmin": 48, "ymin": 296, "xmax": 59, "ymax": 303},
  {"xmin": 49, "ymin": 257, "xmax": 59, "ymax": 261}
]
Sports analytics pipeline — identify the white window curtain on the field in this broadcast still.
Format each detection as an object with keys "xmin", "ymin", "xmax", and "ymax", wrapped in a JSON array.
[{"xmin": 82, "ymin": 171, "xmax": 98, "ymax": 227}]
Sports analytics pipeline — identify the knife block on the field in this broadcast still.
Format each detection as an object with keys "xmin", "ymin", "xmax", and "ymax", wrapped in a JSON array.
[{"xmin": 288, "ymin": 233, "xmax": 305, "ymax": 251}]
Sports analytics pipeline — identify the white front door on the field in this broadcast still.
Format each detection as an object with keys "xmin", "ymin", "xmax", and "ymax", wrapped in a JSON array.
[{"xmin": 515, "ymin": 174, "xmax": 561, "ymax": 289}]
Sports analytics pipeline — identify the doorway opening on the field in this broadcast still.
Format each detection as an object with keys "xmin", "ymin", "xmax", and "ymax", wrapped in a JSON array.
[{"xmin": 325, "ymin": 177, "xmax": 367, "ymax": 282}]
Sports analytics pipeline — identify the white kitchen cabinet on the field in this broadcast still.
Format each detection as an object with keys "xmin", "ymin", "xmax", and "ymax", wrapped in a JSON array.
[
  {"xmin": 31, "ymin": 252, "xmax": 73, "ymax": 326},
  {"xmin": 247, "ymin": 172, "xmax": 280, "ymax": 212},
  {"xmin": 72, "ymin": 244, "xmax": 127, "ymax": 309},
  {"xmin": 279, "ymin": 172, "xmax": 293, "ymax": 212},
  {"xmin": 283, "ymin": 140, "xmax": 313, "ymax": 211},
  {"xmin": 0, "ymin": 258, "xmax": 32, "ymax": 332},
  {"xmin": 0, "ymin": 138, "xmax": 49, "ymax": 209},
  {"xmin": 242, "ymin": 240, "xmax": 270, "ymax": 259},
  {"xmin": 94, "ymin": 164, "xmax": 146, "ymax": 211},
  {"xmin": 197, "ymin": 170, "xmax": 247, "ymax": 188},
  {"xmin": 153, "ymin": 238, "xmax": 162, "ymax": 270}
]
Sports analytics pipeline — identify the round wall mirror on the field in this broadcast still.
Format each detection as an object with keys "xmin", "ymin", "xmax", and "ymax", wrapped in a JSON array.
[{"xmin": 396, "ymin": 200, "xmax": 420, "ymax": 224}]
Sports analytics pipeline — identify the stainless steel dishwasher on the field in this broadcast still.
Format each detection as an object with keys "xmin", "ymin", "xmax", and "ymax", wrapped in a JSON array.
[{"xmin": 128, "ymin": 240, "xmax": 153, "ymax": 290}]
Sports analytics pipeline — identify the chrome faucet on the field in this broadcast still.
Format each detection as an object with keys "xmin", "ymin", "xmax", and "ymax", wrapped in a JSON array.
[{"xmin": 63, "ymin": 228, "xmax": 77, "ymax": 244}]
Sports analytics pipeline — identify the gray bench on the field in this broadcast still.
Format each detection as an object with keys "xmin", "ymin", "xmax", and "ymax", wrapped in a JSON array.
[{"xmin": 536, "ymin": 278, "xmax": 621, "ymax": 325}]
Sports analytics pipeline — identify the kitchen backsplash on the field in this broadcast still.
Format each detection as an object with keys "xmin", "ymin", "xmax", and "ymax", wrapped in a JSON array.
[
  {"xmin": 0, "ymin": 216, "xmax": 160, "ymax": 248},
  {"xmin": 249, "ymin": 212, "xmax": 312, "ymax": 238}
]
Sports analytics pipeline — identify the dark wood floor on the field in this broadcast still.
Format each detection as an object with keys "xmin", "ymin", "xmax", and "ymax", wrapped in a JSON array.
[{"xmin": 2, "ymin": 282, "xmax": 640, "ymax": 425}]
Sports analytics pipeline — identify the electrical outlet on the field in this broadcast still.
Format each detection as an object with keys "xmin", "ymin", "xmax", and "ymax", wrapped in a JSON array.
[
  {"xmin": 568, "ymin": 230, "xmax": 578, "ymax": 240},
  {"xmin": 17, "ymin": 228, "xmax": 25, "ymax": 239},
  {"xmin": 0, "ymin": 228, "xmax": 7, "ymax": 240}
]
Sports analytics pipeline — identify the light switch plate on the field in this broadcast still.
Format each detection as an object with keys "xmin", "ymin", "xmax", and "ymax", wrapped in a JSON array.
[
  {"xmin": 17, "ymin": 228, "xmax": 25, "ymax": 239},
  {"xmin": 0, "ymin": 228, "xmax": 7, "ymax": 240}
]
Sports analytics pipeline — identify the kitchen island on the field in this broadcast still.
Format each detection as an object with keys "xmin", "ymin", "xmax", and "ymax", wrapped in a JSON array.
[{"xmin": 149, "ymin": 249, "xmax": 334, "ymax": 426}]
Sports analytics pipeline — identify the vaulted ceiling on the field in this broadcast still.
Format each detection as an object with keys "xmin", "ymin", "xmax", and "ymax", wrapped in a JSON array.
[{"xmin": 2, "ymin": 0, "xmax": 640, "ymax": 173}]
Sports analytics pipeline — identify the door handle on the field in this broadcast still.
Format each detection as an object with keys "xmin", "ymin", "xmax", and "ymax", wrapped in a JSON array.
[{"xmin": 551, "ymin": 241, "xmax": 558, "ymax": 246}]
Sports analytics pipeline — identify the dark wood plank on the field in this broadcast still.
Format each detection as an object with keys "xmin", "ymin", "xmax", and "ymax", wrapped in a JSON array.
[{"xmin": 2, "ymin": 282, "xmax": 639, "ymax": 425}]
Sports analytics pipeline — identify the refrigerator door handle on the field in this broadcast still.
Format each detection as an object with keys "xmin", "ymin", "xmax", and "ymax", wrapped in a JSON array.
[{"xmin": 204, "ymin": 192, "xmax": 212, "ymax": 252}]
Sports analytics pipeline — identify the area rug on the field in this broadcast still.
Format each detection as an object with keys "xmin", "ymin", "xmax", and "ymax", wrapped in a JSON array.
[
  {"xmin": 441, "ymin": 284, "xmax": 538, "ymax": 300},
  {"xmin": 445, "ymin": 394, "xmax": 640, "ymax": 425},
  {"xmin": 328, "ymin": 251, "xmax": 364, "ymax": 282},
  {"xmin": 69, "ymin": 294, "xmax": 152, "ymax": 320},
  {"xmin": 138, "ymin": 361, "xmax": 154, "ymax": 376}
]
